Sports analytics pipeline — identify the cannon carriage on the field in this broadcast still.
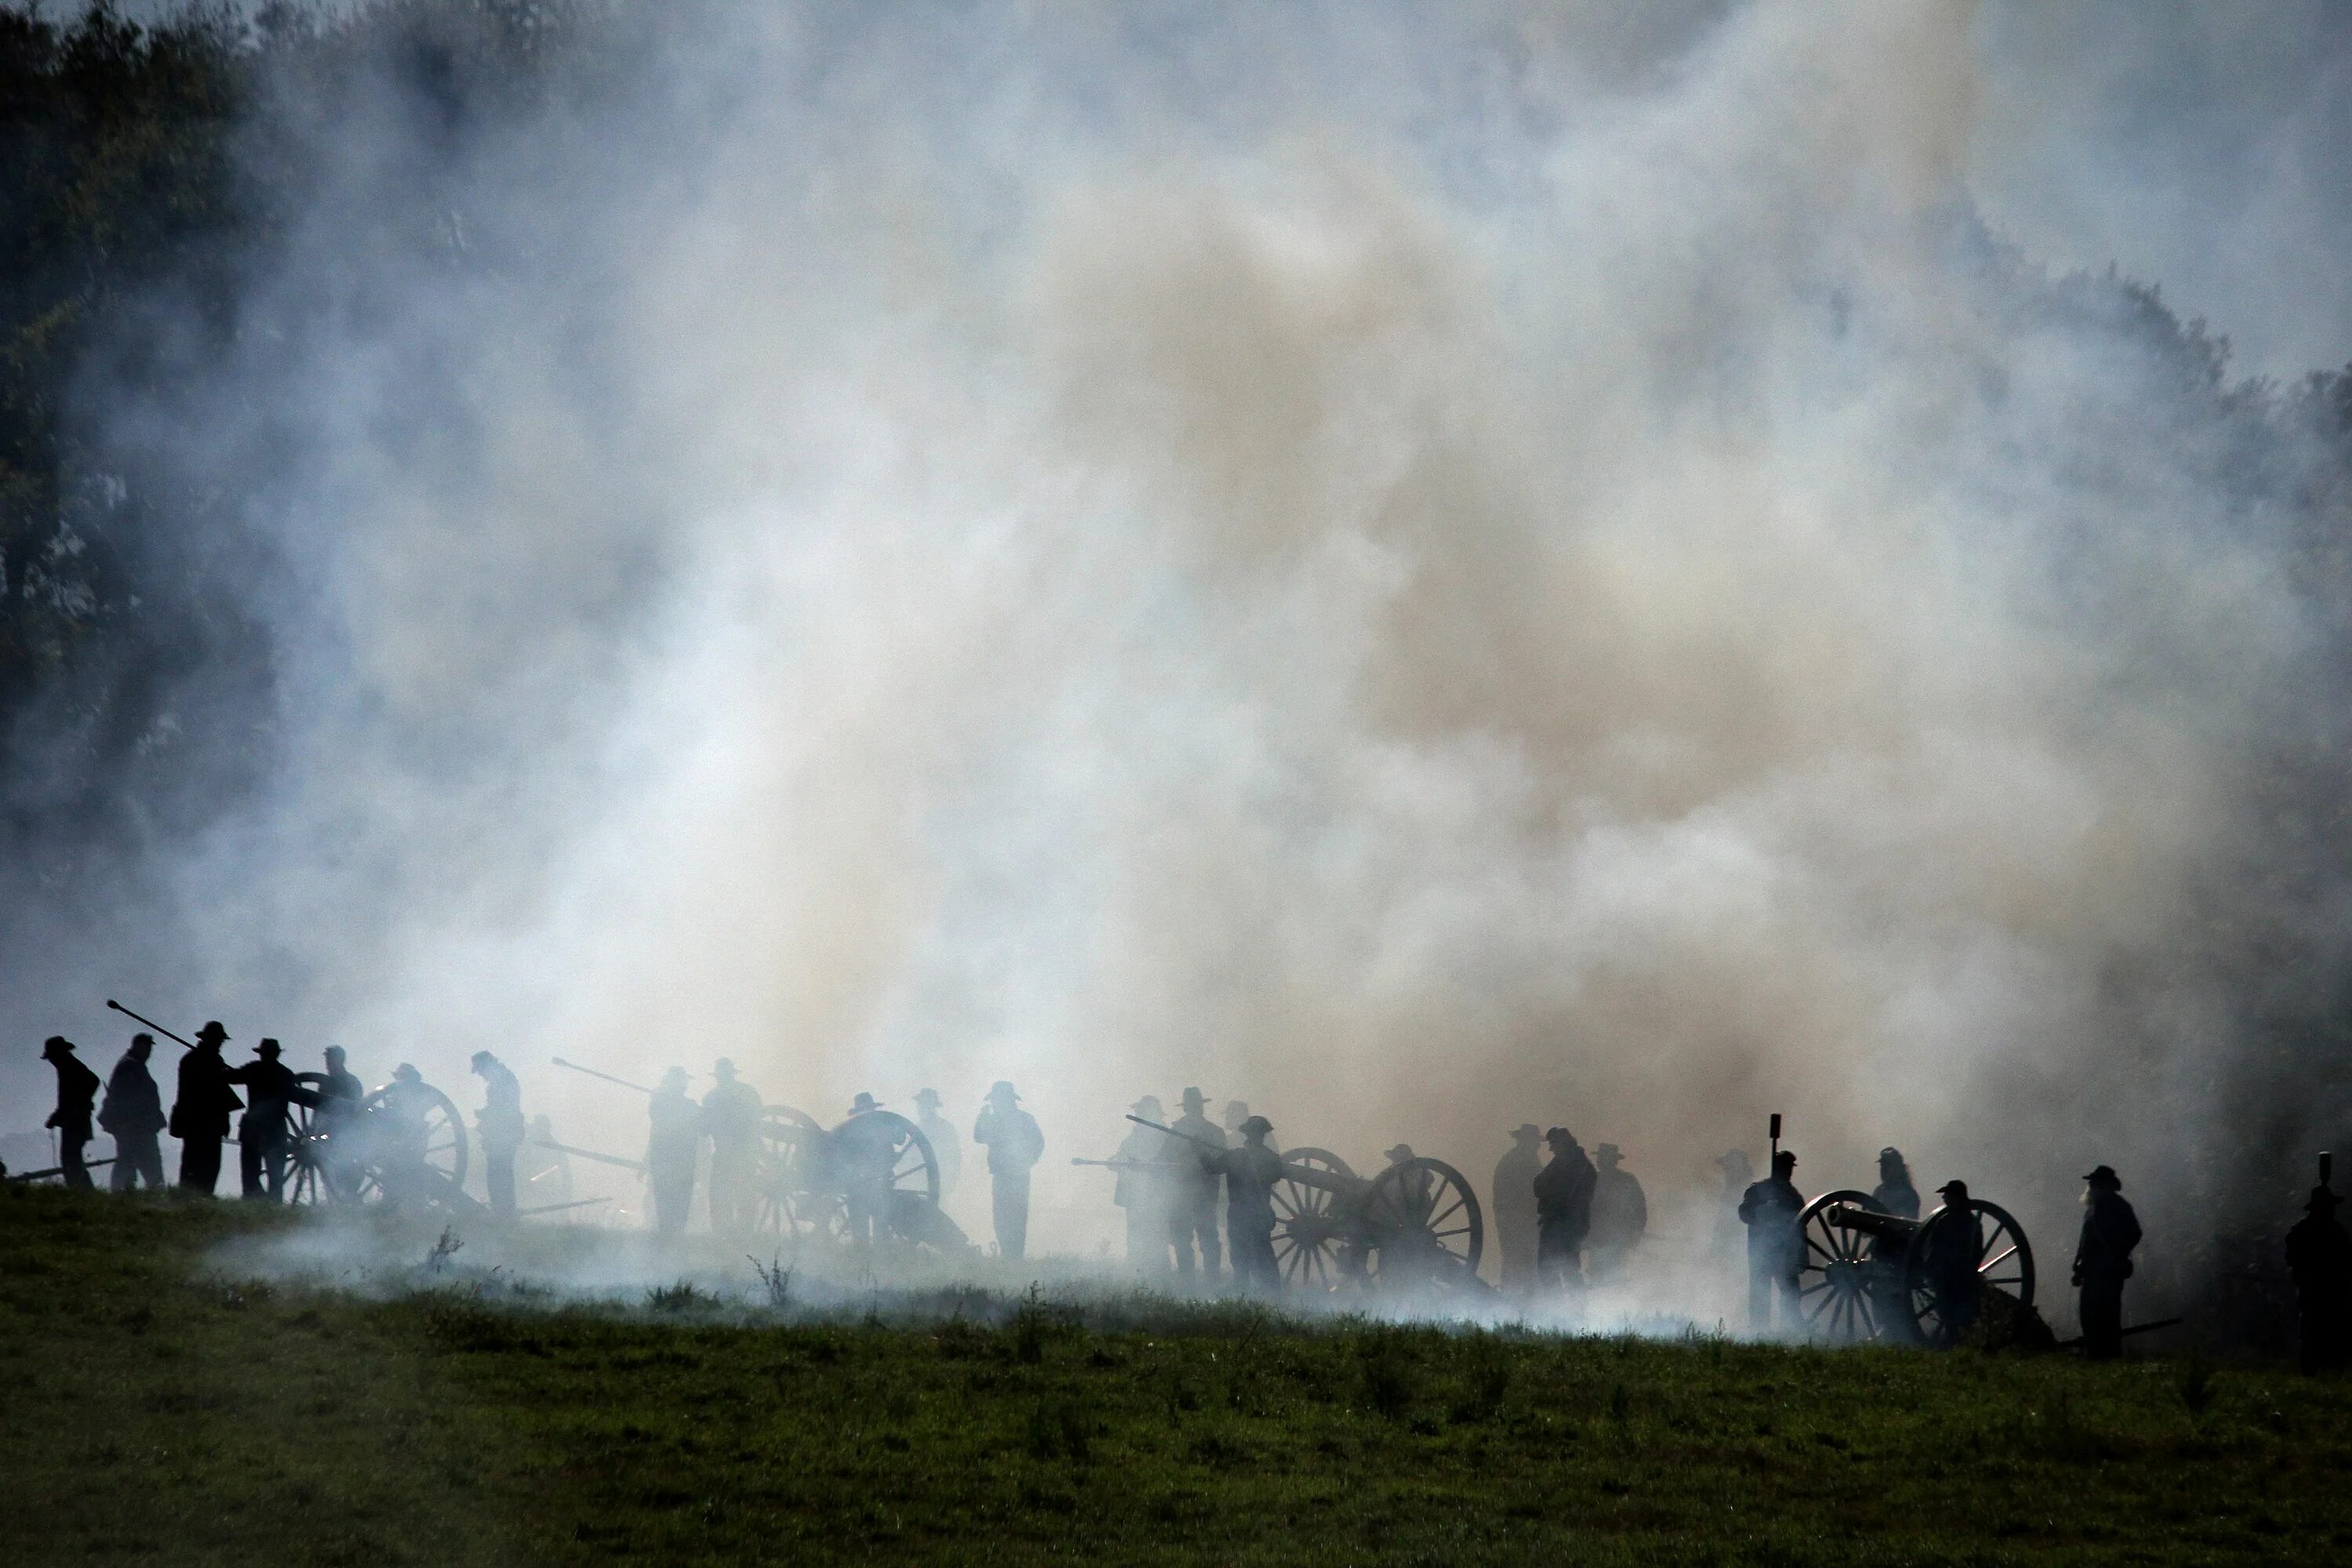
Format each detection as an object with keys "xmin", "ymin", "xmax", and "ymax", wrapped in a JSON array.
[
  {"xmin": 752, "ymin": 1104, "xmax": 967, "ymax": 1253},
  {"xmin": 1268, "ymin": 1145, "xmax": 1487, "ymax": 1295},
  {"xmin": 282, "ymin": 1072, "xmax": 476, "ymax": 1214},
  {"xmin": 1794, "ymin": 1189, "xmax": 2035, "ymax": 1347}
]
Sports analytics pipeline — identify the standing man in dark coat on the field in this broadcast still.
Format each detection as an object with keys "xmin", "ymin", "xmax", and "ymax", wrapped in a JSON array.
[
  {"xmin": 1588, "ymin": 1144, "xmax": 1649, "ymax": 1281},
  {"xmin": 41, "ymin": 1037, "xmax": 101, "ymax": 1189},
  {"xmin": 101, "ymin": 1034, "xmax": 168, "ymax": 1191},
  {"xmin": 170, "ymin": 1022, "xmax": 241, "ymax": 1196},
  {"xmin": 1204, "ymin": 1115, "xmax": 1284, "ymax": 1292},
  {"xmin": 471, "ymin": 1051, "xmax": 527, "ymax": 1221},
  {"xmin": 1738, "ymin": 1150, "xmax": 1805, "ymax": 1332},
  {"xmin": 1869, "ymin": 1147, "xmax": 1920, "ymax": 1219},
  {"xmin": 645, "ymin": 1067, "xmax": 701, "ymax": 1234},
  {"xmin": 1491, "ymin": 1124, "xmax": 1543, "ymax": 1294},
  {"xmin": 702, "ymin": 1058, "xmax": 765, "ymax": 1236},
  {"xmin": 2072, "ymin": 1164, "xmax": 2142, "ymax": 1361},
  {"xmin": 1533, "ymin": 1126, "xmax": 1599, "ymax": 1293},
  {"xmin": 972, "ymin": 1080, "xmax": 1044, "ymax": 1261},
  {"xmin": 2285, "ymin": 1185, "xmax": 2351, "ymax": 1374},
  {"xmin": 316, "ymin": 1046, "xmax": 365, "ymax": 1200},
  {"xmin": 913, "ymin": 1087, "xmax": 960, "ymax": 1198},
  {"xmin": 1166, "ymin": 1087, "xmax": 1225, "ymax": 1281},
  {"xmin": 227, "ymin": 1039, "xmax": 308, "ymax": 1202}
]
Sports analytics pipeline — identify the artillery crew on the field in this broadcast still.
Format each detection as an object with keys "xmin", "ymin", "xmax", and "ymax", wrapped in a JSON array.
[
  {"xmin": 100, "ymin": 1034, "xmax": 167, "ymax": 1191},
  {"xmin": 1203, "ymin": 1115, "xmax": 1283, "ymax": 1292},
  {"xmin": 1114, "ymin": 1095, "xmax": 1174, "ymax": 1272},
  {"xmin": 1491, "ymin": 1124, "xmax": 1542, "ymax": 1294},
  {"xmin": 316, "ymin": 1046, "xmax": 364, "ymax": 1200},
  {"xmin": 1533, "ymin": 1127, "xmax": 1598, "ymax": 1292},
  {"xmin": 41, "ymin": 1036, "xmax": 101, "ymax": 1190},
  {"xmin": 1738, "ymin": 1150, "xmax": 1805, "ymax": 1331},
  {"xmin": 702, "ymin": 1058, "xmax": 764, "ymax": 1236},
  {"xmin": 227, "ymin": 1038, "xmax": 310, "ymax": 1202},
  {"xmin": 170, "ymin": 1022, "xmax": 241, "ymax": 1195},
  {"xmin": 1587, "ymin": 1143, "xmax": 1647, "ymax": 1281},
  {"xmin": 973, "ymin": 1081, "xmax": 1044, "ymax": 1261},
  {"xmin": 1870, "ymin": 1147, "xmax": 1919, "ymax": 1219},
  {"xmin": 2286, "ymin": 1182, "xmax": 2350, "ymax": 1374},
  {"xmin": 1167, "ymin": 1088, "xmax": 1225, "ymax": 1280},
  {"xmin": 472, "ymin": 1051, "xmax": 527, "ymax": 1220},
  {"xmin": 2071, "ymin": 1165, "xmax": 2142, "ymax": 1361},
  {"xmin": 645, "ymin": 1067, "xmax": 700, "ymax": 1234}
]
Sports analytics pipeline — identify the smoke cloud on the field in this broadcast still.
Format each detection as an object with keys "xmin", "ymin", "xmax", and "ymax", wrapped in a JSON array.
[{"xmin": 9, "ymin": 1, "xmax": 2352, "ymax": 1306}]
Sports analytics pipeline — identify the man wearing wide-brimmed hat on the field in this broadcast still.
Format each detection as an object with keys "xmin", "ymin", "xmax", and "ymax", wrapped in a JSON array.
[
  {"xmin": 40, "ymin": 1036, "xmax": 100, "ymax": 1190},
  {"xmin": 2072, "ymin": 1165, "xmax": 2142, "ymax": 1361},
  {"xmin": 169, "ymin": 1022, "xmax": 241, "ymax": 1196},
  {"xmin": 972, "ymin": 1081, "xmax": 1044, "ymax": 1261},
  {"xmin": 701, "ymin": 1058, "xmax": 764, "ymax": 1236},
  {"xmin": 1491, "ymin": 1124, "xmax": 1543, "ymax": 1294},
  {"xmin": 1167, "ymin": 1087, "xmax": 1225, "ymax": 1282},
  {"xmin": 1588, "ymin": 1143, "xmax": 1648, "ymax": 1281},
  {"xmin": 912, "ymin": 1087, "xmax": 960, "ymax": 1198},
  {"xmin": 645, "ymin": 1066, "xmax": 700, "ymax": 1235}
]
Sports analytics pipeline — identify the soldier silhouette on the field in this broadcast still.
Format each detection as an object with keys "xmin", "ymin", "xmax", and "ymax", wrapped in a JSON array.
[
  {"xmin": 702, "ymin": 1058, "xmax": 764, "ymax": 1236},
  {"xmin": 227, "ymin": 1038, "xmax": 313, "ymax": 1202},
  {"xmin": 41, "ymin": 1037, "xmax": 101, "ymax": 1189},
  {"xmin": 971, "ymin": 1080, "xmax": 1044, "ymax": 1261},
  {"xmin": 315, "ymin": 1046, "xmax": 365, "ymax": 1200},
  {"xmin": 1165, "ymin": 1088, "xmax": 1225, "ymax": 1281},
  {"xmin": 471, "ymin": 1051, "xmax": 527, "ymax": 1220},
  {"xmin": 170, "ymin": 1022, "xmax": 241, "ymax": 1195},
  {"xmin": 645, "ymin": 1067, "xmax": 700, "ymax": 1234},
  {"xmin": 1490, "ymin": 1124, "xmax": 1543, "ymax": 1294},
  {"xmin": 1588, "ymin": 1143, "xmax": 1648, "ymax": 1281},
  {"xmin": 1114, "ymin": 1095, "xmax": 1174, "ymax": 1273},
  {"xmin": 1918, "ymin": 1178, "xmax": 1987, "ymax": 1344},
  {"xmin": 1534, "ymin": 1127, "xmax": 1599, "ymax": 1293},
  {"xmin": 1204, "ymin": 1115, "xmax": 1284, "ymax": 1292},
  {"xmin": 835, "ymin": 1092, "xmax": 901, "ymax": 1244},
  {"xmin": 376, "ymin": 1064, "xmax": 439, "ymax": 1209},
  {"xmin": 1870, "ymin": 1147, "xmax": 1920, "ymax": 1219},
  {"xmin": 913, "ymin": 1087, "xmax": 960, "ymax": 1197},
  {"xmin": 100, "ymin": 1034, "xmax": 168, "ymax": 1191},
  {"xmin": 1738, "ymin": 1151, "xmax": 1805, "ymax": 1332},
  {"xmin": 2285, "ymin": 1184, "xmax": 2351, "ymax": 1374},
  {"xmin": 2072, "ymin": 1165, "xmax": 2142, "ymax": 1360}
]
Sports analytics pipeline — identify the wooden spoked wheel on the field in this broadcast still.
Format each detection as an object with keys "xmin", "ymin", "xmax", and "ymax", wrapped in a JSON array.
[
  {"xmin": 1362, "ymin": 1156, "xmax": 1483, "ymax": 1287},
  {"xmin": 350, "ymin": 1080, "xmax": 470, "ymax": 1208},
  {"xmin": 1794, "ymin": 1189, "xmax": 1884, "ymax": 1344},
  {"xmin": 1271, "ymin": 1147, "xmax": 1355, "ymax": 1289},
  {"xmin": 1906, "ymin": 1199, "xmax": 2035, "ymax": 1348}
]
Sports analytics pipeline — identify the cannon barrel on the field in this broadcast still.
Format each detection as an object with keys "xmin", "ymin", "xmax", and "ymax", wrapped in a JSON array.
[{"xmin": 1824, "ymin": 1201, "xmax": 1921, "ymax": 1241}]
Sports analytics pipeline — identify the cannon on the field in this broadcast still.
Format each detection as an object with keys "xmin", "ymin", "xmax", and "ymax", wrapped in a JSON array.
[
  {"xmin": 283, "ymin": 1072, "xmax": 474, "ymax": 1214},
  {"xmin": 753, "ymin": 1104, "xmax": 967, "ymax": 1253},
  {"xmin": 1793, "ymin": 1189, "xmax": 2035, "ymax": 1347},
  {"xmin": 1269, "ymin": 1145, "xmax": 1486, "ymax": 1294}
]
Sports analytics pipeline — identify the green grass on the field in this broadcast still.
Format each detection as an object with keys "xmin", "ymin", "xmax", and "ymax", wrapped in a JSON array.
[{"xmin": 5, "ymin": 1186, "xmax": 2350, "ymax": 1564}]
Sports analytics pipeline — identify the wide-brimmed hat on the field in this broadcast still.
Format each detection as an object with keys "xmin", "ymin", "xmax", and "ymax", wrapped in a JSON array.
[
  {"xmin": 1240, "ymin": 1115, "xmax": 1273, "ymax": 1137},
  {"xmin": 256, "ymin": 1038, "xmax": 282, "ymax": 1058},
  {"xmin": 196, "ymin": 1021, "xmax": 230, "ymax": 1044},
  {"xmin": 1878, "ymin": 1145, "xmax": 1905, "ymax": 1163},
  {"xmin": 848, "ymin": 1091, "xmax": 883, "ymax": 1116},
  {"xmin": 2082, "ymin": 1165, "xmax": 2122, "ymax": 1189},
  {"xmin": 40, "ymin": 1035, "xmax": 74, "ymax": 1059},
  {"xmin": 1131, "ymin": 1094, "xmax": 1164, "ymax": 1116},
  {"xmin": 1595, "ymin": 1142, "xmax": 1622, "ymax": 1161},
  {"xmin": 913, "ymin": 1087, "xmax": 942, "ymax": 1107},
  {"xmin": 1179, "ymin": 1086, "xmax": 1207, "ymax": 1109},
  {"xmin": 989, "ymin": 1080, "xmax": 1021, "ymax": 1102},
  {"xmin": 129, "ymin": 1033, "xmax": 154, "ymax": 1049},
  {"xmin": 1384, "ymin": 1143, "xmax": 1417, "ymax": 1163},
  {"xmin": 1511, "ymin": 1123, "xmax": 1541, "ymax": 1140},
  {"xmin": 1546, "ymin": 1126, "xmax": 1577, "ymax": 1145}
]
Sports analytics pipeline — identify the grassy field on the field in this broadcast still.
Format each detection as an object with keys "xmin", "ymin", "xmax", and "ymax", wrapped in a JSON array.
[{"xmin": 4, "ymin": 1185, "xmax": 2350, "ymax": 1566}]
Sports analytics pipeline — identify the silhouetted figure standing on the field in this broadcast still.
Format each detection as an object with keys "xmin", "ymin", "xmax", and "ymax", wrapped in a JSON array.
[
  {"xmin": 834, "ymin": 1092, "xmax": 902, "ymax": 1244},
  {"xmin": 471, "ymin": 1051, "xmax": 526, "ymax": 1221},
  {"xmin": 1533, "ymin": 1127, "xmax": 1599, "ymax": 1293},
  {"xmin": 1116, "ymin": 1095, "xmax": 1174, "ymax": 1272},
  {"xmin": 1588, "ymin": 1143, "xmax": 1648, "ymax": 1281},
  {"xmin": 913, "ymin": 1087, "xmax": 960, "ymax": 1197},
  {"xmin": 2285, "ymin": 1185, "xmax": 2351, "ymax": 1374},
  {"xmin": 1205, "ymin": 1115, "xmax": 1284, "ymax": 1292},
  {"xmin": 702, "ymin": 1058, "xmax": 764, "ymax": 1235},
  {"xmin": 1491, "ymin": 1124, "xmax": 1543, "ymax": 1294},
  {"xmin": 646, "ymin": 1067, "xmax": 700, "ymax": 1234},
  {"xmin": 1870, "ymin": 1147, "xmax": 1920, "ymax": 1219},
  {"xmin": 376, "ymin": 1064, "xmax": 437, "ymax": 1209},
  {"xmin": 1919, "ymin": 1179, "xmax": 1987, "ymax": 1344},
  {"xmin": 316, "ymin": 1046, "xmax": 364, "ymax": 1200},
  {"xmin": 972, "ymin": 1080, "xmax": 1044, "ymax": 1261},
  {"xmin": 41, "ymin": 1037, "xmax": 100, "ymax": 1189},
  {"xmin": 1166, "ymin": 1087, "xmax": 1225, "ymax": 1280},
  {"xmin": 227, "ymin": 1038, "xmax": 310, "ymax": 1202},
  {"xmin": 1738, "ymin": 1150, "xmax": 1805, "ymax": 1332},
  {"xmin": 101, "ymin": 1034, "xmax": 168, "ymax": 1191},
  {"xmin": 170, "ymin": 1022, "xmax": 241, "ymax": 1195},
  {"xmin": 2072, "ymin": 1165, "xmax": 2142, "ymax": 1361},
  {"xmin": 1714, "ymin": 1149, "xmax": 1755, "ymax": 1260}
]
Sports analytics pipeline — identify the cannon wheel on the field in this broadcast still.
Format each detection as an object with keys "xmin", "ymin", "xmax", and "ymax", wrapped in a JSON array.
[
  {"xmin": 1271, "ymin": 1147, "xmax": 1356, "ymax": 1289},
  {"xmin": 1361, "ymin": 1156, "xmax": 1483, "ymax": 1289},
  {"xmin": 301, "ymin": 1080, "xmax": 470, "ymax": 1211},
  {"xmin": 753, "ymin": 1105, "xmax": 828, "ymax": 1236},
  {"xmin": 1904, "ymin": 1199, "xmax": 2034, "ymax": 1348},
  {"xmin": 283, "ymin": 1072, "xmax": 335, "ymax": 1206},
  {"xmin": 1794, "ymin": 1189, "xmax": 1882, "ymax": 1344}
]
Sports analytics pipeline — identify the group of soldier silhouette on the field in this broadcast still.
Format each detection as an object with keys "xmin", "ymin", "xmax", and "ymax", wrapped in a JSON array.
[{"xmin": 24, "ymin": 1026, "xmax": 2352, "ymax": 1367}]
